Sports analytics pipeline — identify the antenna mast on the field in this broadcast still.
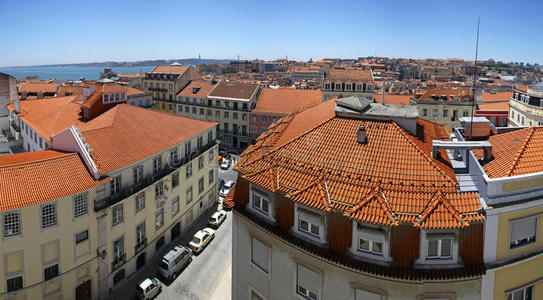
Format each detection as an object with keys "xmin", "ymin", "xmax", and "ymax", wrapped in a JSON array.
[{"xmin": 469, "ymin": 16, "xmax": 480, "ymax": 139}]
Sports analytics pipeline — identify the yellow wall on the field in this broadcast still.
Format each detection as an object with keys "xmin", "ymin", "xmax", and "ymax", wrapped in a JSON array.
[
  {"xmin": 493, "ymin": 255, "xmax": 543, "ymax": 300},
  {"xmin": 417, "ymin": 102, "xmax": 473, "ymax": 128},
  {"xmin": 496, "ymin": 205, "xmax": 543, "ymax": 261}
]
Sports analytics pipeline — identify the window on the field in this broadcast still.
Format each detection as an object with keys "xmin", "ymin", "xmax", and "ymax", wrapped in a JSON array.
[
  {"xmin": 199, "ymin": 156, "xmax": 204, "ymax": 169},
  {"xmin": 135, "ymin": 192, "xmax": 145, "ymax": 212},
  {"xmin": 242, "ymin": 114, "xmax": 247, "ymax": 121},
  {"xmin": 185, "ymin": 106, "xmax": 190, "ymax": 113},
  {"xmin": 153, "ymin": 156, "xmax": 162, "ymax": 175},
  {"xmin": 41, "ymin": 204, "xmax": 57, "ymax": 229},
  {"xmin": 110, "ymin": 175, "xmax": 121, "ymax": 195},
  {"xmin": 296, "ymin": 265, "xmax": 319, "ymax": 300},
  {"xmin": 75, "ymin": 230, "xmax": 89, "ymax": 244},
  {"xmin": 112, "ymin": 204, "xmax": 123, "ymax": 226},
  {"xmin": 356, "ymin": 83, "xmax": 363, "ymax": 91},
  {"xmin": 172, "ymin": 196, "xmax": 180, "ymax": 216},
  {"xmin": 209, "ymin": 169, "xmax": 214, "ymax": 185},
  {"xmin": 155, "ymin": 181, "xmax": 164, "ymax": 199},
  {"xmin": 442, "ymin": 109, "xmax": 448, "ymax": 117},
  {"xmin": 261, "ymin": 116, "xmax": 267, "ymax": 123},
  {"xmin": 3, "ymin": 212, "xmax": 20, "ymax": 237},
  {"xmin": 233, "ymin": 112, "xmax": 238, "ymax": 119},
  {"xmin": 208, "ymin": 148, "xmax": 214, "ymax": 162},
  {"xmin": 334, "ymin": 83, "xmax": 342, "ymax": 90},
  {"xmin": 251, "ymin": 189, "xmax": 269, "ymax": 215},
  {"xmin": 463, "ymin": 110, "xmax": 469, "ymax": 117},
  {"xmin": 422, "ymin": 108, "xmax": 428, "ymax": 117},
  {"xmin": 324, "ymin": 83, "xmax": 331, "ymax": 90},
  {"xmin": 357, "ymin": 226, "xmax": 384, "ymax": 255},
  {"xmin": 113, "ymin": 237, "xmax": 125, "ymax": 266},
  {"xmin": 186, "ymin": 186, "xmax": 193, "ymax": 204},
  {"xmin": 250, "ymin": 126, "xmax": 257, "ymax": 134},
  {"xmin": 186, "ymin": 161, "xmax": 193, "ymax": 178},
  {"xmin": 172, "ymin": 172, "xmax": 179, "ymax": 188},
  {"xmin": 197, "ymin": 136, "xmax": 203, "ymax": 149},
  {"xmin": 73, "ymin": 193, "xmax": 88, "ymax": 218},
  {"xmin": 208, "ymin": 131, "xmax": 213, "ymax": 144},
  {"xmin": 185, "ymin": 141, "xmax": 192, "ymax": 157},
  {"xmin": 224, "ymin": 111, "xmax": 229, "ymax": 118},
  {"xmin": 427, "ymin": 236, "xmax": 452, "ymax": 259},
  {"xmin": 355, "ymin": 289, "xmax": 381, "ymax": 300},
  {"xmin": 199, "ymin": 177, "xmax": 204, "ymax": 193},
  {"xmin": 133, "ymin": 165, "xmax": 143, "ymax": 185},
  {"xmin": 136, "ymin": 222, "xmax": 146, "ymax": 248},
  {"xmin": 506, "ymin": 285, "xmax": 533, "ymax": 300},
  {"xmin": 6, "ymin": 276, "xmax": 23, "ymax": 292},
  {"xmin": 215, "ymin": 110, "xmax": 220, "ymax": 117},
  {"xmin": 432, "ymin": 109, "xmax": 438, "ymax": 117},
  {"xmin": 251, "ymin": 238, "xmax": 269, "ymax": 273},
  {"xmin": 170, "ymin": 148, "xmax": 179, "ymax": 164},
  {"xmin": 298, "ymin": 208, "xmax": 320, "ymax": 237},
  {"xmin": 251, "ymin": 115, "xmax": 257, "ymax": 122},
  {"xmin": 44, "ymin": 264, "xmax": 59, "ymax": 281},
  {"xmin": 345, "ymin": 83, "xmax": 352, "ymax": 91},
  {"xmin": 510, "ymin": 217, "xmax": 537, "ymax": 249},
  {"xmin": 155, "ymin": 208, "xmax": 164, "ymax": 230}
]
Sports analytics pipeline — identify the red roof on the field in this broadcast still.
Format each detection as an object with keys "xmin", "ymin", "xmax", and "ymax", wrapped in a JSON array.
[
  {"xmin": 0, "ymin": 150, "xmax": 110, "ymax": 211},
  {"xmin": 252, "ymin": 88, "xmax": 322, "ymax": 115},
  {"xmin": 325, "ymin": 68, "xmax": 374, "ymax": 83},
  {"xmin": 149, "ymin": 65, "xmax": 190, "ymax": 75},
  {"xmin": 373, "ymin": 93, "xmax": 413, "ymax": 106},
  {"xmin": 19, "ymin": 82, "xmax": 60, "ymax": 94},
  {"xmin": 481, "ymin": 91, "xmax": 512, "ymax": 103},
  {"xmin": 177, "ymin": 80, "xmax": 216, "ymax": 98},
  {"xmin": 477, "ymin": 102, "xmax": 509, "ymax": 111},
  {"xmin": 236, "ymin": 101, "xmax": 482, "ymax": 229}
]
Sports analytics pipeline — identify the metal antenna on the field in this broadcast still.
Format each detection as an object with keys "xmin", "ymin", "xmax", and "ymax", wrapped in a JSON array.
[{"xmin": 469, "ymin": 16, "xmax": 480, "ymax": 140}]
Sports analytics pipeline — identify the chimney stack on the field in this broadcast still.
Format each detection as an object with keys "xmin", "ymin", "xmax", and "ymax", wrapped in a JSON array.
[
  {"xmin": 381, "ymin": 81, "xmax": 386, "ymax": 104},
  {"xmin": 357, "ymin": 125, "xmax": 367, "ymax": 144},
  {"xmin": 14, "ymin": 99, "xmax": 20, "ymax": 114}
]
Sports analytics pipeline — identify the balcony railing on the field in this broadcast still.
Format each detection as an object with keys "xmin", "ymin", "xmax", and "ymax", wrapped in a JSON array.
[
  {"xmin": 111, "ymin": 253, "xmax": 126, "ymax": 271},
  {"xmin": 94, "ymin": 141, "xmax": 217, "ymax": 211},
  {"xmin": 135, "ymin": 238, "xmax": 147, "ymax": 254},
  {"xmin": 148, "ymin": 87, "xmax": 169, "ymax": 92},
  {"xmin": 10, "ymin": 121, "xmax": 20, "ymax": 133}
]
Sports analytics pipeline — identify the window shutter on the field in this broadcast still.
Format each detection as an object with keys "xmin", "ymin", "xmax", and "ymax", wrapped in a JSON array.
[
  {"xmin": 252, "ymin": 238, "xmax": 269, "ymax": 272},
  {"xmin": 511, "ymin": 218, "xmax": 536, "ymax": 242},
  {"xmin": 297, "ymin": 265, "xmax": 319, "ymax": 295}
]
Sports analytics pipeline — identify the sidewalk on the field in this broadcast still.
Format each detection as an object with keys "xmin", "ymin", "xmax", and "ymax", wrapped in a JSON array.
[
  {"xmin": 109, "ymin": 205, "xmax": 220, "ymax": 300},
  {"xmin": 209, "ymin": 260, "xmax": 231, "ymax": 300}
]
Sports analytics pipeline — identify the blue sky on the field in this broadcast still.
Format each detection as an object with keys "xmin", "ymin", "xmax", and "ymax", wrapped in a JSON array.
[{"xmin": 1, "ymin": 0, "xmax": 542, "ymax": 67}]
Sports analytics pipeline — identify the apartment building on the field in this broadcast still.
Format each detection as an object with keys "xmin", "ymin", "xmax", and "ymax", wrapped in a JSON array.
[
  {"xmin": 290, "ymin": 67, "xmax": 324, "ymax": 82},
  {"xmin": 2, "ymin": 82, "xmax": 218, "ymax": 299},
  {"xmin": 249, "ymin": 88, "xmax": 322, "ymax": 142},
  {"xmin": 125, "ymin": 86, "xmax": 152, "ymax": 108},
  {"xmin": 322, "ymin": 68, "xmax": 375, "ymax": 100},
  {"xmin": 142, "ymin": 64, "xmax": 200, "ymax": 114},
  {"xmin": 175, "ymin": 80, "xmax": 217, "ymax": 121},
  {"xmin": 414, "ymin": 88, "xmax": 480, "ymax": 129},
  {"xmin": 455, "ymin": 125, "xmax": 543, "ymax": 300},
  {"xmin": 508, "ymin": 83, "xmax": 543, "ymax": 127},
  {"xmin": 227, "ymin": 99, "xmax": 486, "ymax": 300},
  {"xmin": 0, "ymin": 72, "xmax": 16, "ymax": 135}
]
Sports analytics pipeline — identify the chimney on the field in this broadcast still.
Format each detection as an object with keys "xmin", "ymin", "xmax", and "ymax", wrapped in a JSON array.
[
  {"xmin": 381, "ymin": 81, "xmax": 386, "ymax": 104},
  {"xmin": 14, "ymin": 99, "xmax": 20, "ymax": 114},
  {"xmin": 357, "ymin": 125, "xmax": 367, "ymax": 144}
]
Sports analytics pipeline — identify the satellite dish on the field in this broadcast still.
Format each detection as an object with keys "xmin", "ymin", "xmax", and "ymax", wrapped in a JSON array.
[{"xmin": 100, "ymin": 250, "xmax": 107, "ymax": 259}]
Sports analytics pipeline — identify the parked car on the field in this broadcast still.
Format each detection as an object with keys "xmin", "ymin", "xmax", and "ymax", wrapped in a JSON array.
[
  {"xmin": 157, "ymin": 246, "xmax": 192, "ymax": 281},
  {"xmin": 219, "ymin": 180, "xmax": 235, "ymax": 197},
  {"xmin": 188, "ymin": 228, "xmax": 215, "ymax": 253},
  {"xmin": 220, "ymin": 159, "xmax": 231, "ymax": 170},
  {"xmin": 208, "ymin": 210, "xmax": 227, "ymax": 227},
  {"xmin": 137, "ymin": 277, "xmax": 162, "ymax": 300}
]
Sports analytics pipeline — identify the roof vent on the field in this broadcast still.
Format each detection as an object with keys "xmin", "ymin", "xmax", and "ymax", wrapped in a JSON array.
[{"xmin": 357, "ymin": 125, "xmax": 367, "ymax": 144}]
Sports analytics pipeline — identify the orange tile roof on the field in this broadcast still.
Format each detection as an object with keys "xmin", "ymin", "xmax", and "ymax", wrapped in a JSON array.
[
  {"xmin": 125, "ymin": 86, "xmax": 146, "ymax": 96},
  {"xmin": 475, "ymin": 127, "xmax": 543, "ymax": 178},
  {"xmin": 418, "ymin": 88, "xmax": 471, "ymax": 101},
  {"xmin": 208, "ymin": 81, "xmax": 259, "ymax": 100},
  {"xmin": 481, "ymin": 91, "xmax": 512, "ymax": 102},
  {"xmin": 177, "ymin": 80, "xmax": 217, "ymax": 98},
  {"xmin": 8, "ymin": 97, "xmax": 217, "ymax": 174},
  {"xmin": 515, "ymin": 86, "xmax": 528, "ymax": 93},
  {"xmin": 19, "ymin": 82, "xmax": 60, "ymax": 94},
  {"xmin": 373, "ymin": 93, "xmax": 413, "ymax": 105},
  {"xmin": 0, "ymin": 150, "xmax": 110, "ymax": 211},
  {"xmin": 477, "ymin": 102, "xmax": 509, "ymax": 111},
  {"xmin": 236, "ymin": 102, "xmax": 482, "ymax": 229},
  {"xmin": 325, "ymin": 68, "xmax": 374, "ymax": 83},
  {"xmin": 57, "ymin": 85, "xmax": 84, "ymax": 98},
  {"xmin": 252, "ymin": 88, "xmax": 322, "ymax": 115},
  {"xmin": 149, "ymin": 65, "xmax": 190, "ymax": 75}
]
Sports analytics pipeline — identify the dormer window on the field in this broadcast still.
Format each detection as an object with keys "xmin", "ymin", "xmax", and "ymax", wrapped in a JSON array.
[
  {"xmin": 427, "ymin": 235, "xmax": 452, "ymax": 259},
  {"xmin": 324, "ymin": 83, "xmax": 331, "ymax": 90},
  {"xmin": 298, "ymin": 207, "xmax": 321, "ymax": 238},
  {"xmin": 345, "ymin": 83, "xmax": 352, "ymax": 91},
  {"xmin": 334, "ymin": 83, "xmax": 342, "ymax": 91},
  {"xmin": 356, "ymin": 84, "xmax": 363, "ymax": 91},
  {"xmin": 358, "ymin": 226, "xmax": 383, "ymax": 255},
  {"xmin": 366, "ymin": 84, "xmax": 374, "ymax": 92},
  {"xmin": 251, "ymin": 188, "xmax": 269, "ymax": 215}
]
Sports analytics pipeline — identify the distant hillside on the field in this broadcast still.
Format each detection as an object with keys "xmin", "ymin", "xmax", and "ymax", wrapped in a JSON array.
[{"xmin": 12, "ymin": 58, "xmax": 232, "ymax": 68}]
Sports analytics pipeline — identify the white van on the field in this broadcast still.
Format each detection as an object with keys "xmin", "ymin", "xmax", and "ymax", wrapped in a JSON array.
[{"xmin": 158, "ymin": 245, "xmax": 192, "ymax": 281}]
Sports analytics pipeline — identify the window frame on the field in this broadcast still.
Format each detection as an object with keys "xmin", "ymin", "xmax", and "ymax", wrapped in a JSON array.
[
  {"xmin": 3, "ymin": 211, "xmax": 21, "ymax": 237},
  {"xmin": 509, "ymin": 216, "xmax": 538, "ymax": 250},
  {"xmin": 135, "ymin": 192, "xmax": 145, "ymax": 213},
  {"xmin": 112, "ymin": 204, "xmax": 123, "ymax": 226},
  {"xmin": 155, "ymin": 208, "xmax": 164, "ymax": 230},
  {"xmin": 41, "ymin": 203, "xmax": 57, "ymax": 229},
  {"xmin": 73, "ymin": 192, "xmax": 88, "ymax": 219}
]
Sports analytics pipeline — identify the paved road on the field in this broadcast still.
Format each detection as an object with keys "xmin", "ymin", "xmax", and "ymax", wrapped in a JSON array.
[{"xmin": 157, "ymin": 210, "xmax": 232, "ymax": 300}]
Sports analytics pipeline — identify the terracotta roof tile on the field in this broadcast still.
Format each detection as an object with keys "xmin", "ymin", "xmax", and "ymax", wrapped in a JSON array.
[
  {"xmin": 149, "ymin": 65, "xmax": 190, "ymax": 75},
  {"xmin": 252, "ymin": 88, "xmax": 322, "ymax": 115},
  {"xmin": 18, "ymin": 82, "xmax": 60, "ymax": 94},
  {"xmin": 325, "ymin": 68, "xmax": 374, "ymax": 83},
  {"xmin": 477, "ymin": 102, "xmax": 509, "ymax": 111},
  {"xmin": 0, "ymin": 150, "xmax": 110, "ymax": 211},
  {"xmin": 208, "ymin": 81, "xmax": 259, "ymax": 100},
  {"xmin": 177, "ymin": 80, "xmax": 217, "ymax": 98}
]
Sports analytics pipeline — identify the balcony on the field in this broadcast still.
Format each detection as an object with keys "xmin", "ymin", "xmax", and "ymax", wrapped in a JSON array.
[
  {"xmin": 135, "ymin": 238, "xmax": 147, "ymax": 254},
  {"xmin": 111, "ymin": 253, "xmax": 126, "ymax": 271},
  {"xmin": 94, "ymin": 141, "xmax": 217, "ymax": 211},
  {"xmin": 10, "ymin": 121, "xmax": 20, "ymax": 133},
  {"xmin": 148, "ymin": 87, "xmax": 169, "ymax": 92}
]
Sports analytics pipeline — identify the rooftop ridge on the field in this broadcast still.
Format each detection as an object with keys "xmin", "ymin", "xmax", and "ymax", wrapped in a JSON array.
[
  {"xmin": 416, "ymin": 191, "xmax": 466, "ymax": 228},
  {"xmin": 506, "ymin": 126, "xmax": 537, "ymax": 177},
  {"xmin": 0, "ymin": 151, "xmax": 75, "ymax": 169}
]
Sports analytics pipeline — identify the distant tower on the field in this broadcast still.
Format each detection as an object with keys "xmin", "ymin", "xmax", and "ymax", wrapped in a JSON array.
[
  {"xmin": 198, "ymin": 54, "xmax": 201, "ymax": 60},
  {"xmin": 238, "ymin": 55, "xmax": 240, "ymax": 61}
]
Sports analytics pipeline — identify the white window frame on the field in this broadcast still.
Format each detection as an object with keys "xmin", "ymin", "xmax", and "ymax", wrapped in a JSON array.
[
  {"xmin": 324, "ymin": 83, "xmax": 331, "ymax": 90},
  {"xmin": 357, "ymin": 225, "xmax": 385, "ymax": 256},
  {"xmin": 135, "ymin": 192, "xmax": 145, "ymax": 213},
  {"xmin": 334, "ymin": 82, "xmax": 342, "ymax": 91},
  {"xmin": 427, "ymin": 237, "xmax": 452, "ymax": 259},
  {"xmin": 155, "ymin": 208, "xmax": 164, "ymax": 230},
  {"xmin": 172, "ymin": 196, "xmax": 180, "ymax": 216},
  {"xmin": 251, "ymin": 189, "xmax": 270, "ymax": 215},
  {"xmin": 295, "ymin": 205, "xmax": 325, "ymax": 244},
  {"xmin": 133, "ymin": 165, "xmax": 143, "ymax": 185},
  {"xmin": 505, "ymin": 285, "xmax": 533, "ymax": 300},
  {"xmin": 509, "ymin": 216, "xmax": 538, "ymax": 250},
  {"xmin": 73, "ymin": 192, "xmax": 88, "ymax": 218},
  {"xmin": 3, "ymin": 211, "xmax": 21, "ymax": 237},
  {"xmin": 41, "ymin": 203, "xmax": 57, "ymax": 229},
  {"xmin": 251, "ymin": 237, "xmax": 270, "ymax": 274},
  {"xmin": 112, "ymin": 204, "xmax": 123, "ymax": 226},
  {"xmin": 153, "ymin": 156, "xmax": 162, "ymax": 175},
  {"xmin": 296, "ymin": 264, "xmax": 320, "ymax": 300},
  {"xmin": 155, "ymin": 181, "xmax": 164, "ymax": 199}
]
